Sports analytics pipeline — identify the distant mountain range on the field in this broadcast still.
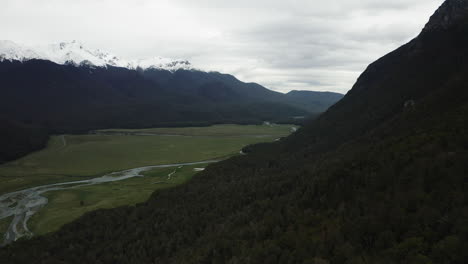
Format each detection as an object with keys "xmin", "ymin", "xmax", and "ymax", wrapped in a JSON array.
[
  {"xmin": 0, "ymin": 40, "xmax": 193, "ymax": 71},
  {"xmin": 0, "ymin": 41, "xmax": 343, "ymax": 163},
  {"xmin": 2, "ymin": 0, "xmax": 467, "ymax": 263},
  {"xmin": 284, "ymin": 90, "xmax": 344, "ymax": 113}
]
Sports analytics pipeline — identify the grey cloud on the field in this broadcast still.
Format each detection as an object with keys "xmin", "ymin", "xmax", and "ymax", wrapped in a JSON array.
[{"xmin": 0, "ymin": 0, "xmax": 445, "ymax": 93}]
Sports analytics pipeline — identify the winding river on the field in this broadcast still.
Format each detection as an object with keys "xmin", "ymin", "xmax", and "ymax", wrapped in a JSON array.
[{"xmin": 0, "ymin": 160, "xmax": 218, "ymax": 246}]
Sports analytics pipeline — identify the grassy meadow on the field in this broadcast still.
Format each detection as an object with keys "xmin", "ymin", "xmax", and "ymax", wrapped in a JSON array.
[
  {"xmin": 0, "ymin": 124, "xmax": 295, "ymax": 195},
  {"xmin": 28, "ymin": 165, "xmax": 205, "ymax": 235},
  {"xmin": 0, "ymin": 124, "xmax": 296, "ymax": 236},
  {"xmin": 98, "ymin": 123, "xmax": 294, "ymax": 136}
]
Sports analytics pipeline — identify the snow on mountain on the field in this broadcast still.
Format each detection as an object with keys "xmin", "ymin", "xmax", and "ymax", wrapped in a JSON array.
[
  {"xmin": 0, "ymin": 40, "xmax": 194, "ymax": 71},
  {"xmin": 0, "ymin": 40, "xmax": 42, "ymax": 62}
]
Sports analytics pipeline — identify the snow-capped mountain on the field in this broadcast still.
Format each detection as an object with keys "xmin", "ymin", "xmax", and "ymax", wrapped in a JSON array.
[
  {"xmin": 0, "ymin": 40, "xmax": 193, "ymax": 71},
  {"xmin": 0, "ymin": 40, "xmax": 42, "ymax": 62}
]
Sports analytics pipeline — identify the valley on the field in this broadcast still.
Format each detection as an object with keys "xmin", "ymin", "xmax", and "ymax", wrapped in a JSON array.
[
  {"xmin": 2, "ymin": 1, "xmax": 468, "ymax": 263},
  {"xmin": 0, "ymin": 124, "xmax": 296, "ymax": 244}
]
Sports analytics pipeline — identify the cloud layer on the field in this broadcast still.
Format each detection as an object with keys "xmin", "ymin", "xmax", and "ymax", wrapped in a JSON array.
[{"xmin": 1, "ymin": 0, "xmax": 444, "ymax": 93}]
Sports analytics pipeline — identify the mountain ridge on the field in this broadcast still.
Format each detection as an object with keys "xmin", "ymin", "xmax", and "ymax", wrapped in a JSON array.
[
  {"xmin": 0, "ymin": 57, "xmax": 342, "ymax": 163},
  {"xmin": 423, "ymin": 0, "xmax": 468, "ymax": 32},
  {"xmin": 0, "ymin": 40, "xmax": 193, "ymax": 71}
]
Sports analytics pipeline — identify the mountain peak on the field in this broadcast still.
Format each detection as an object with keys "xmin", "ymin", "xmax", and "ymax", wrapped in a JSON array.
[
  {"xmin": 0, "ymin": 40, "xmax": 194, "ymax": 72},
  {"xmin": 423, "ymin": 0, "xmax": 468, "ymax": 32},
  {"xmin": 0, "ymin": 40, "xmax": 41, "ymax": 62},
  {"xmin": 58, "ymin": 40, "xmax": 84, "ymax": 50}
]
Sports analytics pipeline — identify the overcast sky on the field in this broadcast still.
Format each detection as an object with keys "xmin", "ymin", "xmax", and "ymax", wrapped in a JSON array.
[{"xmin": 1, "ymin": 0, "xmax": 445, "ymax": 93}]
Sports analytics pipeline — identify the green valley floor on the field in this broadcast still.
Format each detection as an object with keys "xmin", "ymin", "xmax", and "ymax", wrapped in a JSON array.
[{"xmin": 0, "ymin": 124, "xmax": 296, "ymax": 238}]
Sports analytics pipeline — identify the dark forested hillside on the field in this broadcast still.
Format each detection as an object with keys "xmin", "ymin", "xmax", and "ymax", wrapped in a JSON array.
[
  {"xmin": 0, "ymin": 59, "xmax": 341, "ymax": 134},
  {"xmin": 0, "ymin": 59, "xmax": 341, "ymax": 162},
  {"xmin": 0, "ymin": 120, "xmax": 48, "ymax": 164},
  {"xmin": 0, "ymin": 60, "xmax": 309, "ymax": 132},
  {"xmin": 2, "ymin": 0, "xmax": 468, "ymax": 263}
]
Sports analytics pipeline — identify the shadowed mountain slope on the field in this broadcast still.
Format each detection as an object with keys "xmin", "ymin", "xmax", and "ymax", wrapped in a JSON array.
[
  {"xmin": 0, "ymin": 59, "xmax": 341, "ymax": 163},
  {"xmin": 284, "ymin": 90, "xmax": 344, "ymax": 114}
]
